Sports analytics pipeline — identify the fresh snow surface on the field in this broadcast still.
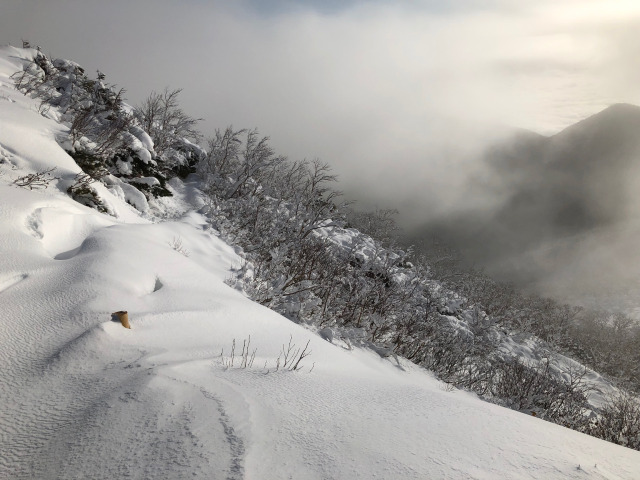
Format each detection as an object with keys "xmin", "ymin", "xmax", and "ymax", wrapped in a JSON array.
[{"xmin": 1, "ymin": 45, "xmax": 640, "ymax": 479}]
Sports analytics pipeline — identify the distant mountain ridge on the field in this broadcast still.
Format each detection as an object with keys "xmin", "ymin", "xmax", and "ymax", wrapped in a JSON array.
[
  {"xmin": 554, "ymin": 103, "xmax": 640, "ymax": 139},
  {"xmin": 408, "ymin": 103, "xmax": 640, "ymax": 300}
]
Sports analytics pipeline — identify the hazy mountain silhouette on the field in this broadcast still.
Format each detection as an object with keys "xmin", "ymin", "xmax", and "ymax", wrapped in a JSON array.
[{"xmin": 407, "ymin": 103, "xmax": 640, "ymax": 306}]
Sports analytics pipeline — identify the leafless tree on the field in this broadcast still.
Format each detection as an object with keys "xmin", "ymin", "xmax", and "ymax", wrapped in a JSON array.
[{"xmin": 134, "ymin": 88, "xmax": 201, "ymax": 155}]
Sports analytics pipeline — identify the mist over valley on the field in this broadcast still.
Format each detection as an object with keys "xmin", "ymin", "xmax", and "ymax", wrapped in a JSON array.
[{"xmin": 397, "ymin": 104, "xmax": 640, "ymax": 313}]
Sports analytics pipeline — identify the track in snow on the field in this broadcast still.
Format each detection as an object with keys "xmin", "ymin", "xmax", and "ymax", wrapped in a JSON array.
[{"xmin": 0, "ymin": 272, "xmax": 27, "ymax": 294}]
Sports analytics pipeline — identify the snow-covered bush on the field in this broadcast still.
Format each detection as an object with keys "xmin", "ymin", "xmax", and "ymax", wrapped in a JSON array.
[
  {"xmin": 133, "ymin": 88, "xmax": 200, "ymax": 155},
  {"xmin": 423, "ymin": 238, "xmax": 640, "ymax": 387},
  {"xmin": 11, "ymin": 52, "xmax": 208, "ymax": 212},
  {"xmin": 347, "ymin": 208, "xmax": 401, "ymax": 246},
  {"xmin": 134, "ymin": 88, "xmax": 205, "ymax": 178},
  {"xmin": 13, "ymin": 52, "xmax": 131, "ymax": 156},
  {"xmin": 66, "ymin": 172, "xmax": 112, "ymax": 215},
  {"xmin": 589, "ymin": 393, "xmax": 640, "ymax": 449},
  {"xmin": 490, "ymin": 357, "xmax": 592, "ymax": 427}
]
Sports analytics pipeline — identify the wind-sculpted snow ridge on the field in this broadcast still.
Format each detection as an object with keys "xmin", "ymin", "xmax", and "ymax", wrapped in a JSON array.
[{"xmin": 1, "ymin": 44, "xmax": 640, "ymax": 479}]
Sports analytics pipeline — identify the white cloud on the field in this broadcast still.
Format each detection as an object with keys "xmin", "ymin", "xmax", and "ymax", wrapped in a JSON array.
[{"xmin": 2, "ymin": 0, "xmax": 640, "ymax": 221}]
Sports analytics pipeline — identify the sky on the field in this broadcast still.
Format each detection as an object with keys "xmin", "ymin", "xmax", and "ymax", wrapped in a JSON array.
[{"xmin": 3, "ymin": 0, "xmax": 640, "ymax": 220}]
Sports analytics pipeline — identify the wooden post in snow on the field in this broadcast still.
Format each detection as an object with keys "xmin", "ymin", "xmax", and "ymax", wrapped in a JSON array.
[{"xmin": 112, "ymin": 311, "xmax": 131, "ymax": 329}]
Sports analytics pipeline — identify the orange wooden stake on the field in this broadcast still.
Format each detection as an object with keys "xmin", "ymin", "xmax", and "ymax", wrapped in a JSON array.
[{"xmin": 113, "ymin": 310, "xmax": 131, "ymax": 329}]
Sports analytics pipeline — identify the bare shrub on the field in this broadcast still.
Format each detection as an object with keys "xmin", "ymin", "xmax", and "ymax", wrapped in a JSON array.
[
  {"xmin": 219, "ymin": 335, "xmax": 311, "ymax": 372},
  {"xmin": 220, "ymin": 337, "xmax": 257, "ymax": 369},
  {"xmin": 275, "ymin": 335, "xmax": 312, "ymax": 371},
  {"xmin": 490, "ymin": 357, "xmax": 592, "ymax": 428},
  {"xmin": 69, "ymin": 105, "xmax": 132, "ymax": 156},
  {"xmin": 589, "ymin": 393, "xmax": 640, "ymax": 449},
  {"xmin": 348, "ymin": 208, "xmax": 401, "ymax": 246},
  {"xmin": 13, "ymin": 168, "xmax": 58, "ymax": 189},
  {"xmin": 168, "ymin": 236, "xmax": 190, "ymax": 257},
  {"xmin": 134, "ymin": 88, "xmax": 201, "ymax": 155}
]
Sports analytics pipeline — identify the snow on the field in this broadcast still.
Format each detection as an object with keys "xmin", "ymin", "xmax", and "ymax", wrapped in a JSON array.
[
  {"xmin": 129, "ymin": 176, "xmax": 161, "ymax": 186},
  {"xmin": 1, "ymin": 45, "xmax": 640, "ymax": 479},
  {"xmin": 115, "ymin": 157, "xmax": 133, "ymax": 175},
  {"xmin": 127, "ymin": 133, "xmax": 154, "ymax": 164},
  {"xmin": 102, "ymin": 175, "xmax": 150, "ymax": 214},
  {"xmin": 128, "ymin": 124, "xmax": 155, "ymax": 152}
]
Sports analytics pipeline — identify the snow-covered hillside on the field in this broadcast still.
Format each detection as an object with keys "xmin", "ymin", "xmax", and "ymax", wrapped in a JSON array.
[{"xmin": 2, "ymin": 45, "xmax": 640, "ymax": 479}]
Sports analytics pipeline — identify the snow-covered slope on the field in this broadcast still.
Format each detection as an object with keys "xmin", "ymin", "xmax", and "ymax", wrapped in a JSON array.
[{"xmin": 2, "ymin": 45, "xmax": 640, "ymax": 479}]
